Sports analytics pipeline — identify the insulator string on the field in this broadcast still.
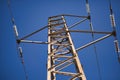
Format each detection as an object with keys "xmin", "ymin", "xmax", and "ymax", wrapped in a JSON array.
[
  {"xmin": 109, "ymin": 0, "xmax": 120, "ymax": 62},
  {"xmin": 7, "ymin": 0, "xmax": 29, "ymax": 80}
]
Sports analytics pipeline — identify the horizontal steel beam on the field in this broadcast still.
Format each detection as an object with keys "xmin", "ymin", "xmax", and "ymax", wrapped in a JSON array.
[
  {"xmin": 49, "ymin": 14, "xmax": 88, "ymax": 18},
  {"xmin": 20, "ymin": 40, "xmax": 48, "ymax": 44},
  {"xmin": 63, "ymin": 14, "xmax": 88, "ymax": 18},
  {"xmin": 52, "ymin": 71, "xmax": 80, "ymax": 77},
  {"xmin": 69, "ymin": 30, "xmax": 112, "ymax": 34}
]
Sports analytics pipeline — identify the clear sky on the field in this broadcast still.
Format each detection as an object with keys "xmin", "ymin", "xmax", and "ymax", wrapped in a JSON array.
[{"xmin": 0, "ymin": 0, "xmax": 120, "ymax": 80}]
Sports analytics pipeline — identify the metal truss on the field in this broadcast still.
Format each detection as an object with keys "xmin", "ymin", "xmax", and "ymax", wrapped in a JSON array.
[
  {"xmin": 47, "ymin": 15, "xmax": 86, "ymax": 80},
  {"xmin": 12, "ymin": 13, "xmax": 119, "ymax": 80},
  {"xmin": 13, "ymin": 14, "xmax": 118, "ymax": 80},
  {"xmin": 8, "ymin": 0, "xmax": 120, "ymax": 80}
]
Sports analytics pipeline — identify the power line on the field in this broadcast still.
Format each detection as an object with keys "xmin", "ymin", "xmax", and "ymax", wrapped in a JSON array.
[
  {"xmin": 85, "ymin": 0, "xmax": 102, "ymax": 80},
  {"xmin": 7, "ymin": 0, "xmax": 29, "ymax": 80}
]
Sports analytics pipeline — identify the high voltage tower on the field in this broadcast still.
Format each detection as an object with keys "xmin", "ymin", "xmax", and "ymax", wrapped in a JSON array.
[{"xmin": 8, "ymin": 0, "xmax": 120, "ymax": 80}]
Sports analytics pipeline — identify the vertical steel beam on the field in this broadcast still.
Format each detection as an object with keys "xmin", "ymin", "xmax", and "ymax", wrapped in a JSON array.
[{"xmin": 47, "ymin": 18, "xmax": 56, "ymax": 80}]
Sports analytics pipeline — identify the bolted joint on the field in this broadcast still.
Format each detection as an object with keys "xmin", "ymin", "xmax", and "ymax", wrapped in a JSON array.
[
  {"xmin": 17, "ymin": 39, "xmax": 21, "ymax": 44},
  {"xmin": 87, "ymin": 15, "xmax": 91, "ymax": 19},
  {"xmin": 112, "ymin": 30, "xmax": 116, "ymax": 37}
]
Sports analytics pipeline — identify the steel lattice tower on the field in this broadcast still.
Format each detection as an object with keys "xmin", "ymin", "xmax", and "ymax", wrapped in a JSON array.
[
  {"xmin": 47, "ymin": 15, "xmax": 86, "ymax": 80},
  {"xmin": 8, "ymin": 0, "xmax": 120, "ymax": 80}
]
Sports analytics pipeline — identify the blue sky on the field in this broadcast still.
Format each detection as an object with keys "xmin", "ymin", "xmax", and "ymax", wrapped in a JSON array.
[{"xmin": 0, "ymin": 0, "xmax": 120, "ymax": 80}]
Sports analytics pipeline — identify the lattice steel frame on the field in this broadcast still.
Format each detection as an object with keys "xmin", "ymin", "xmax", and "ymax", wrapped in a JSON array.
[
  {"xmin": 9, "ymin": 0, "xmax": 120, "ymax": 80},
  {"xmin": 47, "ymin": 15, "xmax": 86, "ymax": 80}
]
